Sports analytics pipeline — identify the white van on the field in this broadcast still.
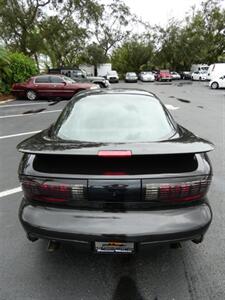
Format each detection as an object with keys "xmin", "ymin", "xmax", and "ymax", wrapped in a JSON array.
[{"xmin": 207, "ymin": 63, "xmax": 225, "ymax": 80}]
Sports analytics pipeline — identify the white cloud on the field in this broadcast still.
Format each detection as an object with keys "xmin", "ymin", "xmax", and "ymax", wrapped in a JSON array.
[{"xmin": 100, "ymin": 0, "xmax": 224, "ymax": 26}]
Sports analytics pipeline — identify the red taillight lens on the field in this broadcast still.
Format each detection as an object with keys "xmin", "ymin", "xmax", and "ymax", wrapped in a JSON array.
[
  {"xmin": 144, "ymin": 176, "xmax": 211, "ymax": 204},
  {"xmin": 21, "ymin": 179, "xmax": 86, "ymax": 204}
]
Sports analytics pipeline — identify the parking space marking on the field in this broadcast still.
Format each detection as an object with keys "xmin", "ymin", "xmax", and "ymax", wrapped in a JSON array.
[
  {"xmin": 0, "ymin": 109, "xmax": 62, "ymax": 119},
  {"xmin": 0, "ymin": 99, "xmax": 14, "ymax": 104},
  {"xmin": 165, "ymin": 104, "xmax": 180, "ymax": 110},
  {"xmin": 0, "ymin": 186, "xmax": 22, "ymax": 198},
  {"xmin": 0, "ymin": 102, "xmax": 53, "ymax": 108},
  {"xmin": 0, "ymin": 130, "xmax": 41, "ymax": 139}
]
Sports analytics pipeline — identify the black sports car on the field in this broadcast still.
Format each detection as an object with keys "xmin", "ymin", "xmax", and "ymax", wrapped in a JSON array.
[{"xmin": 17, "ymin": 89, "xmax": 213, "ymax": 254}]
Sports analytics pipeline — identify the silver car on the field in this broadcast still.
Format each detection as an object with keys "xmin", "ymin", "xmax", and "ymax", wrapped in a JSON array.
[
  {"xmin": 139, "ymin": 71, "xmax": 155, "ymax": 82},
  {"xmin": 125, "ymin": 72, "xmax": 138, "ymax": 83}
]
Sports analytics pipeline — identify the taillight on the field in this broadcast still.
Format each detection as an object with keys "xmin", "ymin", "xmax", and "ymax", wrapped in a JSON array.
[
  {"xmin": 21, "ymin": 178, "xmax": 86, "ymax": 204},
  {"xmin": 144, "ymin": 176, "xmax": 211, "ymax": 204}
]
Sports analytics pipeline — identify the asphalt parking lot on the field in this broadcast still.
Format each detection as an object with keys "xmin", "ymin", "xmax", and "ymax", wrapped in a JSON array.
[{"xmin": 0, "ymin": 81, "xmax": 225, "ymax": 300}]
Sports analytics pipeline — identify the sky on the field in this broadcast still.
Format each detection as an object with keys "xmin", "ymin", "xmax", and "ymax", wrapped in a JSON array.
[
  {"xmin": 101, "ymin": 0, "xmax": 224, "ymax": 26},
  {"xmin": 124, "ymin": 0, "xmax": 203, "ymax": 25}
]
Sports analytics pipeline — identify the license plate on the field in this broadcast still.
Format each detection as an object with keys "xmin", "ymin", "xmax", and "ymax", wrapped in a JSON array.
[{"xmin": 95, "ymin": 241, "xmax": 135, "ymax": 254}]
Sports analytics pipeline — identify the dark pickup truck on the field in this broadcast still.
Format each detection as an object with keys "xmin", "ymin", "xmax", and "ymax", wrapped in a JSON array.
[{"xmin": 48, "ymin": 68, "xmax": 110, "ymax": 88}]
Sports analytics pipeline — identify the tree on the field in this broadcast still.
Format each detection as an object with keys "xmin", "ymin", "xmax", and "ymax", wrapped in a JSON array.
[
  {"xmin": 0, "ymin": 0, "xmax": 50, "ymax": 58},
  {"xmin": 154, "ymin": 0, "xmax": 225, "ymax": 70},
  {"xmin": 40, "ymin": 16, "xmax": 88, "ymax": 68},
  {"xmin": 94, "ymin": 0, "xmax": 136, "ymax": 57},
  {"xmin": 0, "ymin": 0, "xmax": 103, "ymax": 68},
  {"xmin": 111, "ymin": 36, "xmax": 154, "ymax": 75},
  {"xmin": 79, "ymin": 43, "xmax": 109, "ymax": 66}
]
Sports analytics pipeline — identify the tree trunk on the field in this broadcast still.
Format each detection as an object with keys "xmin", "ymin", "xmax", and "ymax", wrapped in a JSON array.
[{"xmin": 34, "ymin": 53, "xmax": 40, "ymax": 73}]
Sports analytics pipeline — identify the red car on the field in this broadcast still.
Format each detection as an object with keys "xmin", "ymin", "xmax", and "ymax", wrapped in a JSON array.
[
  {"xmin": 12, "ymin": 75, "xmax": 99, "ymax": 100},
  {"xmin": 155, "ymin": 70, "xmax": 172, "ymax": 82}
]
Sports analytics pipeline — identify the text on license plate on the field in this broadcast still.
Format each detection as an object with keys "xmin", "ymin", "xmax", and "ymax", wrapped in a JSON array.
[{"xmin": 95, "ymin": 241, "xmax": 134, "ymax": 254}]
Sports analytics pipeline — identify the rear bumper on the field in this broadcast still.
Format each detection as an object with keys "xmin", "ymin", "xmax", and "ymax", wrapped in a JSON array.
[
  {"xmin": 19, "ymin": 200, "xmax": 212, "ymax": 248},
  {"xmin": 108, "ymin": 78, "xmax": 119, "ymax": 83},
  {"xmin": 159, "ymin": 78, "xmax": 172, "ymax": 81},
  {"xmin": 125, "ymin": 79, "xmax": 138, "ymax": 82},
  {"xmin": 141, "ymin": 78, "xmax": 154, "ymax": 82}
]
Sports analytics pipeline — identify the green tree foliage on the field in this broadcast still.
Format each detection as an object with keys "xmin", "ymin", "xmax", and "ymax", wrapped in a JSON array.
[
  {"xmin": 0, "ymin": 47, "xmax": 11, "ymax": 93},
  {"xmin": 111, "ymin": 36, "xmax": 154, "ymax": 75},
  {"xmin": 9, "ymin": 52, "xmax": 37, "ymax": 83},
  {"xmin": 0, "ymin": 49, "xmax": 37, "ymax": 94},
  {"xmin": 184, "ymin": 0, "xmax": 225, "ymax": 64},
  {"xmin": 94, "ymin": 0, "xmax": 134, "ymax": 57},
  {"xmin": 0, "ymin": 0, "xmax": 103, "ymax": 68},
  {"xmin": 0, "ymin": 0, "xmax": 50, "ymax": 56},
  {"xmin": 79, "ymin": 43, "xmax": 109, "ymax": 66},
  {"xmin": 40, "ymin": 16, "xmax": 88, "ymax": 68},
  {"xmin": 154, "ymin": 0, "xmax": 225, "ymax": 70},
  {"xmin": 0, "ymin": 0, "xmax": 224, "ymax": 75}
]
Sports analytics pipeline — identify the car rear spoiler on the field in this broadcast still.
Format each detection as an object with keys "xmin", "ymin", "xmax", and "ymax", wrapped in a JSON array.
[{"xmin": 17, "ymin": 128, "xmax": 214, "ymax": 156}]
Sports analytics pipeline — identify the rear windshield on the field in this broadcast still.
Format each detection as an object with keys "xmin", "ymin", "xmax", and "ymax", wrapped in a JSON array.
[{"xmin": 55, "ymin": 94, "xmax": 176, "ymax": 143}]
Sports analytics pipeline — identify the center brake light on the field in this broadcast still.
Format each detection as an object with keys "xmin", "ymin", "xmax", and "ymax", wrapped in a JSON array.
[
  {"xmin": 98, "ymin": 150, "xmax": 132, "ymax": 157},
  {"xmin": 21, "ymin": 179, "xmax": 86, "ymax": 204}
]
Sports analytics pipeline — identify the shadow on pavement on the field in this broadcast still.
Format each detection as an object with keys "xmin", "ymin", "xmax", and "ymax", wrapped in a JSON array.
[{"xmin": 112, "ymin": 275, "xmax": 146, "ymax": 300}]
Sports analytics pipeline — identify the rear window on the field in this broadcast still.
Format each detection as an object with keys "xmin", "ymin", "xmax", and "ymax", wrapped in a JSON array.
[{"xmin": 55, "ymin": 94, "xmax": 176, "ymax": 143}]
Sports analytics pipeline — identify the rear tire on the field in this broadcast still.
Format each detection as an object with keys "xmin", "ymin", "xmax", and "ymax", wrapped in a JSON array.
[
  {"xmin": 211, "ymin": 82, "xmax": 219, "ymax": 89},
  {"xmin": 99, "ymin": 83, "xmax": 105, "ymax": 88},
  {"xmin": 26, "ymin": 90, "xmax": 37, "ymax": 101}
]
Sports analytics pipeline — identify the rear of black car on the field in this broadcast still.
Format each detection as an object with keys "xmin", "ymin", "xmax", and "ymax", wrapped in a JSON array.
[{"xmin": 17, "ymin": 90, "xmax": 213, "ymax": 253}]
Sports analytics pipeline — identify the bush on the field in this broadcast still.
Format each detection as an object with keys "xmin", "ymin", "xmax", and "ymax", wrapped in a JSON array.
[
  {"xmin": 0, "ymin": 50, "xmax": 37, "ymax": 94},
  {"xmin": 0, "ymin": 47, "xmax": 11, "ymax": 94},
  {"xmin": 9, "ymin": 52, "xmax": 37, "ymax": 84}
]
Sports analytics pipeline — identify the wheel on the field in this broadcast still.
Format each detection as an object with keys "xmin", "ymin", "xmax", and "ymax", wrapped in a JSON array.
[
  {"xmin": 26, "ymin": 90, "xmax": 37, "ymax": 101},
  {"xmin": 199, "ymin": 77, "xmax": 202, "ymax": 81},
  {"xmin": 99, "ymin": 82, "xmax": 105, "ymax": 88},
  {"xmin": 211, "ymin": 82, "xmax": 219, "ymax": 89}
]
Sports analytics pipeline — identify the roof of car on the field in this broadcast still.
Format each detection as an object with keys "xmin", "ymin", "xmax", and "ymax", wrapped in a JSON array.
[
  {"xmin": 79, "ymin": 88, "xmax": 156, "ymax": 97},
  {"xmin": 72, "ymin": 88, "xmax": 157, "ymax": 101},
  {"xmin": 34, "ymin": 74, "xmax": 64, "ymax": 78}
]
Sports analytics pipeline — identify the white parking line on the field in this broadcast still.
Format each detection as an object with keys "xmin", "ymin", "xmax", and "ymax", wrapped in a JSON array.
[
  {"xmin": 0, "ymin": 109, "xmax": 62, "ymax": 119},
  {"xmin": 165, "ymin": 104, "xmax": 180, "ymax": 110},
  {"xmin": 0, "ymin": 130, "xmax": 41, "ymax": 139},
  {"xmin": 0, "ymin": 186, "xmax": 22, "ymax": 198},
  {"xmin": 0, "ymin": 102, "xmax": 53, "ymax": 108},
  {"xmin": 0, "ymin": 99, "xmax": 14, "ymax": 104}
]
